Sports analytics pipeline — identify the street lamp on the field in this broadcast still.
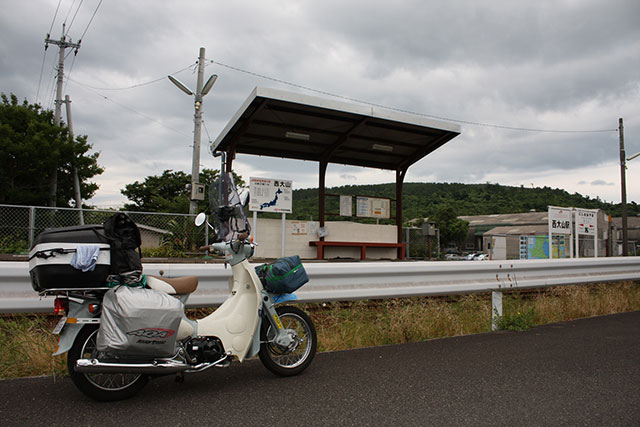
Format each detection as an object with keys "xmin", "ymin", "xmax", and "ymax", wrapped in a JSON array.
[{"xmin": 168, "ymin": 47, "xmax": 218, "ymax": 214}]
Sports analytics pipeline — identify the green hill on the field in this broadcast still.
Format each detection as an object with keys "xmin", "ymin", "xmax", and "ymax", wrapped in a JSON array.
[{"xmin": 289, "ymin": 182, "xmax": 638, "ymax": 223}]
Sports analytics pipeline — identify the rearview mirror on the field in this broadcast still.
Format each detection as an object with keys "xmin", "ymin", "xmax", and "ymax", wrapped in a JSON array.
[{"xmin": 195, "ymin": 212, "xmax": 207, "ymax": 227}]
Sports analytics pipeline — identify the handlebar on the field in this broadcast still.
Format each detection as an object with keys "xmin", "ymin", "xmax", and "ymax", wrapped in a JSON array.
[{"xmin": 201, "ymin": 234, "xmax": 254, "ymax": 255}]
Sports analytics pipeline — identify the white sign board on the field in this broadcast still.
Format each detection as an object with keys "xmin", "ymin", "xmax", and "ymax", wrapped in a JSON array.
[
  {"xmin": 340, "ymin": 195, "xmax": 353, "ymax": 216},
  {"xmin": 249, "ymin": 177, "xmax": 292, "ymax": 213},
  {"xmin": 356, "ymin": 196, "xmax": 390, "ymax": 219},
  {"xmin": 548, "ymin": 207, "xmax": 572, "ymax": 235},
  {"xmin": 575, "ymin": 208, "xmax": 597, "ymax": 236}
]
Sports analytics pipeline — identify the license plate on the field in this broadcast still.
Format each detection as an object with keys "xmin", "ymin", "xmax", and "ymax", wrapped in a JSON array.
[{"xmin": 52, "ymin": 317, "xmax": 67, "ymax": 335}]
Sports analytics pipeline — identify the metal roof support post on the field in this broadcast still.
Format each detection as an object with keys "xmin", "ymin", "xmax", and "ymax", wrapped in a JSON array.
[
  {"xmin": 396, "ymin": 168, "xmax": 407, "ymax": 259},
  {"xmin": 319, "ymin": 160, "xmax": 328, "ymax": 241},
  {"xmin": 225, "ymin": 150, "xmax": 234, "ymax": 173}
]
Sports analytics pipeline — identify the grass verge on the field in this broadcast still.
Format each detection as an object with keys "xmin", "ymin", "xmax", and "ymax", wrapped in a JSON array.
[{"xmin": 1, "ymin": 281, "xmax": 638, "ymax": 379}]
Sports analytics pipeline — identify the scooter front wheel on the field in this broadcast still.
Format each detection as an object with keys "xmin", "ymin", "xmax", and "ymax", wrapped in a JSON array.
[
  {"xmin": 259, "ymin": 305, "xmax": 317, "ymax": 376},
  {"xmin": 68, "ymin": 325, "xmax": 149, "ymax": 401}
]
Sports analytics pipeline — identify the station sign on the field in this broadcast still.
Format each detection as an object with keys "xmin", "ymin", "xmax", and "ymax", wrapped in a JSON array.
[
  {"xmin": 548, "ymin": 207, "xmax": 572, "ymax": 235},
  {"xmin": 249, "ymin": 177, "xmax": 292, "ymax": 213}
]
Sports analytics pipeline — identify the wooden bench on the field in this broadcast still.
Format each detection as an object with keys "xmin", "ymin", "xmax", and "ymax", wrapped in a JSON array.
[{"xmin": 309, "ymin": 241, "xmax": 406, "ymax": 260}]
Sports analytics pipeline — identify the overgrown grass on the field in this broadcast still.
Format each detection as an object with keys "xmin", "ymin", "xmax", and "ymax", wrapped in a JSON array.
[
  {"xmin": 0, "ymin": 315, "xmax": 67, "ymax": 379},
  {"xmin": 311, "ymin": 281, "xmax": 640, "ymax": 351},
  {"xmin": 1, "ymin": 282, "xmax": 638, "ymax": 379}
]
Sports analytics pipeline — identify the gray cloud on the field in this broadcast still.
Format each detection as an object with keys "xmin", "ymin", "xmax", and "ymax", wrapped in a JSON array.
[
  {"xmin": 1, "ymin": 0, "xmax": 639, "ymax": 206},
  {"xmin": 590, "ymin": 180, "xmax": 615, "ymax": 186}
]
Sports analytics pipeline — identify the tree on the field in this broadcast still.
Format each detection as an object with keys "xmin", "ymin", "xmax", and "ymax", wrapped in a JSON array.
[
  {"xmin": 0, "ymin": 93, "xmax": 103, "ymax": 206},
  {"xmin": 430, "ymin": 203, "xmax": 469, "ymax": 250},
  {"xmin": 121, "ymin": 169, "xmax": 245, "ymax": 213}
]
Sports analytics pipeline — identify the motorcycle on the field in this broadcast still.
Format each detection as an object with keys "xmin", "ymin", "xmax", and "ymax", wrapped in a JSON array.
[{"xmin": 33, "ymin": 173, "xmax": 316, "ymax": 401}]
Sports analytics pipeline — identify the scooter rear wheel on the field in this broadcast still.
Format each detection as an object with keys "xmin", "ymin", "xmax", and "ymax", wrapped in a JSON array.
[
  {"xmin": 259, "ymin": 305, "xmax": 317, "ymax": 376},
  {"xmin": 68, "ymin": 325, "xmax": 149, "ymax": 401}
]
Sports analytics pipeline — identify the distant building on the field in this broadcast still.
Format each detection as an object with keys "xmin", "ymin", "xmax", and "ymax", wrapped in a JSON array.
[
  {"xmin": 611, "ymin": 216, "xmax": 640, "ymax": 256},
  {"xmin": 137, "ymin": 224, "xmax": 171, "ymax": 249},
  {"xmin": 458, "ymin": 210, "xmax": 615, "ymax": 259}
]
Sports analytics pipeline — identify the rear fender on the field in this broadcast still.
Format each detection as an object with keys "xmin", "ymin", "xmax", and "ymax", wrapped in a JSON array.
[{"xmin": 52, "ymin": 299, "xmax": 98, "ymax": 356}]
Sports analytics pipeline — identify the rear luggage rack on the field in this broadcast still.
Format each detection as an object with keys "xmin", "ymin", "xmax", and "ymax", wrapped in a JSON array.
[{"xmin": 39, "ymin": 287, "xmax": 111, "ymax": 297}]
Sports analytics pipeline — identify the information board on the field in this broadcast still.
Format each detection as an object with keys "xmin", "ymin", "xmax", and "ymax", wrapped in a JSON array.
[
  {"xmin": 356, "ymin": 196, "xmax": 390, "ymax": 219},
  {"xmin": 249, "ymin": 177, "xmax": 292, "ymax": 213},
  {"xmin": 340, "ymin": 195, "xmax": 353, "ymax": 216}
]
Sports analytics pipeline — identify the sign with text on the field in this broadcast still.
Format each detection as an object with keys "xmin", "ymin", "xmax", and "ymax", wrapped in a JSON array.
[
  {"xmin": 548, "ymin": 207, "xmax": 572, "ymax": 235},
  {"xmin": 340, "ymin": 195, "xmax": 353, "ymax": 216},
  {"xmin": 575, "ymin": 208, "xmax": 597, "ymax": 236},
  {"xmin": 249, "ymin": 177, "xmax": 292, "ymax": 213},
  {"xmin": 356, "ymin": 196, "xmax": 390, "ymax": 219}
]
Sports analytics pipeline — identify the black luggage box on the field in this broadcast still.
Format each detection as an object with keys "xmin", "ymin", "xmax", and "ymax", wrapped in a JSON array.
[{"xmin": 29, "ymin": 225, "xmax": 111, "ymax": 292}]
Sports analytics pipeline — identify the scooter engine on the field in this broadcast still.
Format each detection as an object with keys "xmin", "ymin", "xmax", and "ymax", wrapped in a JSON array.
[{"xmin": 186, "ymin": 337, "xmax": 224, "ymax": 363}]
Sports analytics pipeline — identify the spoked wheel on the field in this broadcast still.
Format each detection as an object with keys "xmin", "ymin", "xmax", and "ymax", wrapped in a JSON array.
[
  {"xmin": 68, "ymin": 325, "xmax": 149, "ymax": 401},
  {"xmin": 259, "ymin": 305, "xmax": 317, "ymax": 376}
]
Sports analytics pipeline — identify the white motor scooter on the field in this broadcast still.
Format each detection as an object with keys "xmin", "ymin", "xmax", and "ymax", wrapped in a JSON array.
[{"xmin": 40, "ymin": 173, "xmax": 316, "ymax": 401}]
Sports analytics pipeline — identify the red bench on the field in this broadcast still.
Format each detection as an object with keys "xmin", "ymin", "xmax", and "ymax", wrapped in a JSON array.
[{"xmin": 309, "ymin": 241, "xmax": 406, "ymax": 260}]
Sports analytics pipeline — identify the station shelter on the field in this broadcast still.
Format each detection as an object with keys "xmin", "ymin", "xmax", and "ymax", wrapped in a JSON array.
[{"xmin": 211, "ymin": 87, "xmax": 460, "ymax": 260}]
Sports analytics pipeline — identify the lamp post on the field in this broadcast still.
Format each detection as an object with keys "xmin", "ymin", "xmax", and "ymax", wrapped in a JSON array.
[{"xmin": 169, "ymin": 47, "xmax": 218, "ymax": 214}]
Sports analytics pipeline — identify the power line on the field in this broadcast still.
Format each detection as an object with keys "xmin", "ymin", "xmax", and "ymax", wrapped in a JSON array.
[
  {"xmin": 63, "ymin": 54, "xmax": 77, "ymax": 95},
  {"xmin": 67, "ymin": 79, "xmax": 191, "ymax": 137},
  {"xmin": 209, "ymin": 59, "xmax": 617, "ymax": 134},
  {"xmin": 68, "ymin": 63, "xmax": 196, "ymax": 90},
  {"xmin": 78, "ymin": 0, "xmax": 103, "ymax": 42},
  {"xmin": 48, "ymin": 0, "xmax": 62, "ymax": 35},
  {"xmin": 36, "ymin": 49, "xmax": 49, "ymax": 103},
  {"xmin": 62, "ymin": 0, "xmax": 78, "ymax": 28},
  {"xmin": 65, "ymin": 0, "xmax": 84, "ymax": 36}
]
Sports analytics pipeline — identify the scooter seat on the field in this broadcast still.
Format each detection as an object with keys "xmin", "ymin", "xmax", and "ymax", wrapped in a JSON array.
[{"xmin": 146, "ymin": 275, "xmax": 198, "ymax": 295}]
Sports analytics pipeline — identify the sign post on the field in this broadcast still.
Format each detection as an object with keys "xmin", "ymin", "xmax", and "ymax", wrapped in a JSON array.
[
  {"xmin": 548, "ymin": 206, "xmax": 572, "ymax": 259},
  {"xmin": 249, "ymin": 177, "xmax": 293, "ymax": 256}
]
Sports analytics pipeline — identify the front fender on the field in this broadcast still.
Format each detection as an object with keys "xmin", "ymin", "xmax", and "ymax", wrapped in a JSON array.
[{"xmin": 52, "ymin": 299, "xmax": 99, "ymax": 356}]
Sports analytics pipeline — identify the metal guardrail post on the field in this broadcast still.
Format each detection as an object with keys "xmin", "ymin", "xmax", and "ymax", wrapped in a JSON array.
[{"xmin": 491, "ymin": 290, "xmax": 503, "ymax": 331}]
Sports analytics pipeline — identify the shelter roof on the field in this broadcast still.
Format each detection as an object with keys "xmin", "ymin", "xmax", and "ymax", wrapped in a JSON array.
[
  {"xmin": 460, "ymin": 212, "xmax": 549, "ymax": 226},
  {"xmin": 211, "ymin": 87, "xmax": 461, "ymax": 171},
  {"xmin": 483, "ymin": 225, "xmax": 550, "ymax": 236}
]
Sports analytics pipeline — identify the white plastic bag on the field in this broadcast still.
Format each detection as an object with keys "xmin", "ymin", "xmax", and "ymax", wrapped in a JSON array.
[{"xmin": 97, "ymin": 286, "xmax": 182, "ymax": 357}]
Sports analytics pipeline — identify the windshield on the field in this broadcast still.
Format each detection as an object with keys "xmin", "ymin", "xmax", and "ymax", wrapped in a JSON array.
[{"xmin": 209, "ymin": 172, "xmax": 251, "ymax": 241}]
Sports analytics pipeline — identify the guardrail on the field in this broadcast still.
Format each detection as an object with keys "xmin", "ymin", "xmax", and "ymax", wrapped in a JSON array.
[{"xmin": 2, "ymin": 258, "xmax": 639, "ymax": 329}]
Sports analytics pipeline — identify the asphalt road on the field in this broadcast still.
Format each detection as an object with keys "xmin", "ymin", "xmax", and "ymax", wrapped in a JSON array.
[{"xmin": 0, "ymin": 311, "xmax": 638, "ymax": 426}]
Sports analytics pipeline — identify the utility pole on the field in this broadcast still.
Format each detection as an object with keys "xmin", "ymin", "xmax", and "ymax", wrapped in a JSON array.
[
  {"xmin": 46, "ymin": 24, "xmax": 81, "ymax": 125},
  {"xmin": 168, "ymin": 47, "xmax": 218, "ymax": 214},
  {"xmin": 619, "ymin": 118, "xmax": 628, "ymax": 256},
  {"xmin": 45, "ymin": 24, "xmax": 80, "ymax": 206},
  {"xmin": 191, "ymin": 47, "xmax": 206, "ymax": 216},
  {"xmin": 65, "ymin": 95, "xmax": 84, "ymax": 225}
]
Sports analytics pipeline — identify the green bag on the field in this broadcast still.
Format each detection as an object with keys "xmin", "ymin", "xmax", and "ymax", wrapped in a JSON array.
[{"xmin": 255, "ymin": 255, "xmax": 309, "ymax": 294}]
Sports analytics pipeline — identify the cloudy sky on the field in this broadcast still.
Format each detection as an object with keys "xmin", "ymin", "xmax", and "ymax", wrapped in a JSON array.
[{"xmin": 1, "ymin": 0, "xmax": 639, "ymax": 208}]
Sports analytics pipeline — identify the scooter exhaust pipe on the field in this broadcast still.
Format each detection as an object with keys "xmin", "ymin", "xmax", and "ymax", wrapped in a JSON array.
[{"xmin": 75, "ymin": 358, "xmax": 193, "ymax": 375}]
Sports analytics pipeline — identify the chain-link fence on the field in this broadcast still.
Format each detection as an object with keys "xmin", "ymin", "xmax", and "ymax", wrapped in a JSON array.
[
  {"xmin": 403, "ymin": 227, "xmax": 440, "ymax": 260},
  {"xmin": 0, "ymin": 204, "xmax": 208, "ymax": 256}
]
